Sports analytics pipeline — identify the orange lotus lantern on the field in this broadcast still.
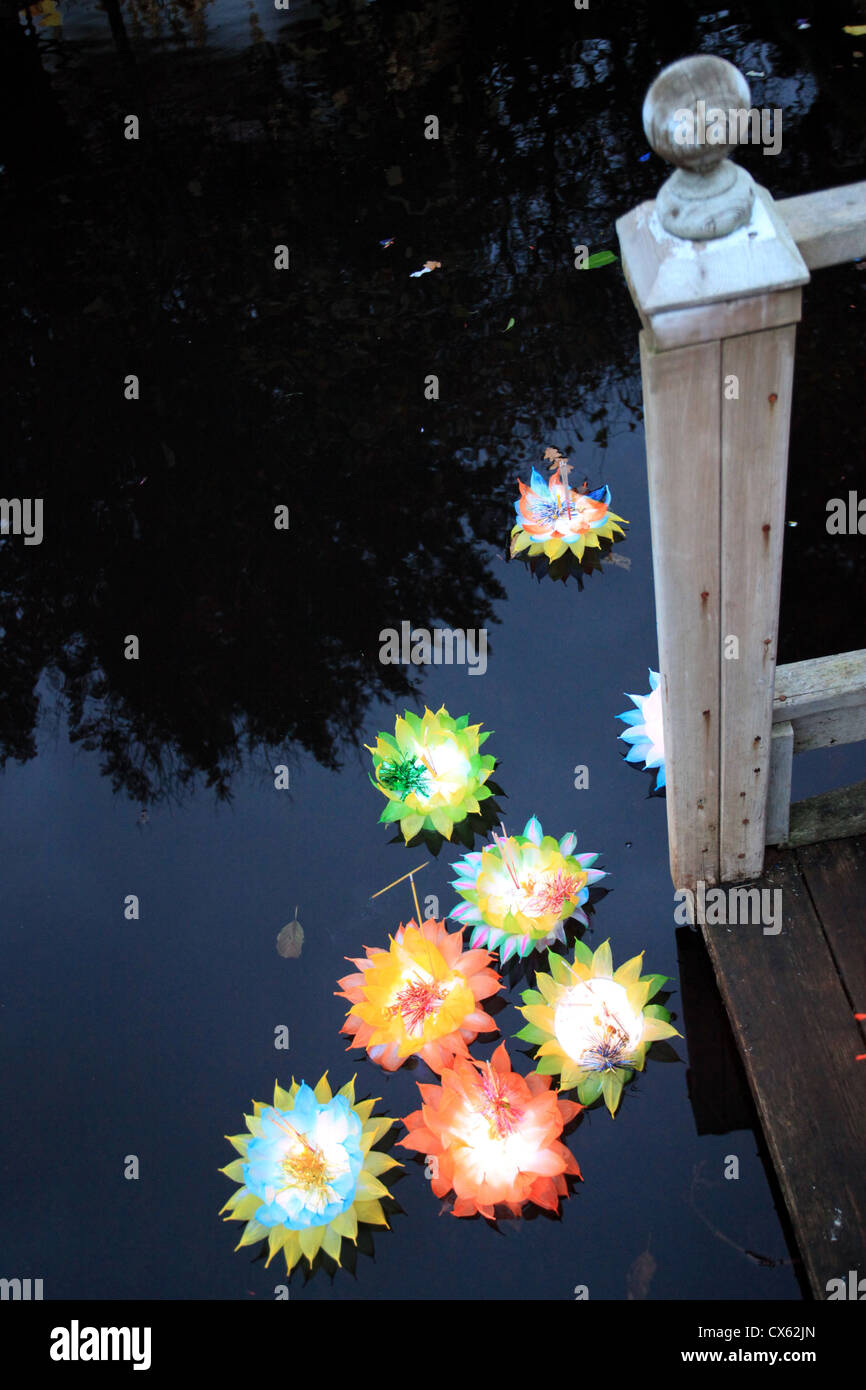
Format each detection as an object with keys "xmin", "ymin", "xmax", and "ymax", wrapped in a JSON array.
[
  {"xmin": 337, "ymin": 917, "xmax": 502, "ymax": 1073},
  {"xmin": 398, "ymin": 1042, "xmax": 581, "ymax": 1218}
]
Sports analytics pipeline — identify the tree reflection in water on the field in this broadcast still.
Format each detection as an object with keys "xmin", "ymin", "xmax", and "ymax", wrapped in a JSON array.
[{"xmin": 1, "ymin": 0, "xmax": 864, "ymax": 800}]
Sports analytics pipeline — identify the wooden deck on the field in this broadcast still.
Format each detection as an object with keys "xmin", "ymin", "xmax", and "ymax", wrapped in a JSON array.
[{"xmin": 702, "ymin": 834, "xmax": 866, "ymax": 1299}]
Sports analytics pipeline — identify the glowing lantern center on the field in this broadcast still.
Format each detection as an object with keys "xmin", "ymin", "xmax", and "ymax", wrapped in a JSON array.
[
  {"xmin": 409, "ymin": 738, "xmax": 471, "ymax": 803},
  {"xmin": 456, "ymin": 1105, "xmax": 539, "ymax": 1185},
  {"xmin": 478, "ymin": 1064, "xmax": 523, "ymax": 1139},
  {"xmin": 482, "ymin": 841, "xmax": 583, "ymax": 923},
  {"xmin": 278, "ymin": 1135, "xmax": 340, "ymax": 1210},
  {"xmin": 555, "ymin": 492, "xmax": 595, "ymax": 523},
  {"xmin": 390, "ymin": 975, "xmax": 447, "ymax": 1035},
  {"xmin": 378, "ymin": 753, "xmax": 431, "ymax": 800},
  {"xmin": 521, "ymin": 869, "xmax": 584, "ymax": 918},
  {"xmin": 533, "ymin": 488, "xmax": 604, "ymax": 534},
  {"xmin": 553, "ymin": 978, "xmax": 644, "ymax": 1071}
]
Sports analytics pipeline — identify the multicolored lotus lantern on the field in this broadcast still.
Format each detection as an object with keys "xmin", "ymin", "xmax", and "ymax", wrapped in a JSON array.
[
  {"xmin": 449, "ymin": 816, "xmax": 606, "ymax": 965},
  {"xmin": 336, "ymin": 918, "xmax": 502, "ymax": 1073},
  {"xmin": 617, "ymin": 669, "xmax": 666, "ymax": 791},
  {"xmin": 220, "ymin": 1075, "xmax": 398, "ymax": 1274},
  {"xmin": 398, "ymin": 1042, "xmax": 581, "ymax": 1218},
  {"xmin": 367, "ymin": 706, "xmax": 502, "ymax": 848},
  {"xmin": 510, "ymin": 452, "xmax": 628, "ymax": 582},
  {"xmin": 515, "ymin": 940, "xmax": 680, "ymax": 1115}
]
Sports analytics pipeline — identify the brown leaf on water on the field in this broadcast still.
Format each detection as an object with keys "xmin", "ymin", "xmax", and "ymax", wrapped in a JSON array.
[
  {"xmin": 424, "ymin": 260, "xmax": 442, "ymax": 271},
  {"xmin": 276, "ymin": 909, "xmax": 304, "ymax": 959},
  {"xmin": 626, "ymin": 1241, "xmax": 657, "ymax": 1300}
]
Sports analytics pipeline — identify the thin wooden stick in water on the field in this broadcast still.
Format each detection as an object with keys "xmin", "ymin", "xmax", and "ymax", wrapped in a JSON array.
[
  {"xmin": 408, "ymin": 873, "xmax": 422, "ymax": 925},
  {"xmin": 559, "ymin": 459, "xmax": 573, "ymax": 520},
  {"xmin": 371, "ymin": 862, "xmax": 430, "ymax": 899},
  {"xmin": 493, "ymin": 822, "xmax": 522, "ymax": 891}
]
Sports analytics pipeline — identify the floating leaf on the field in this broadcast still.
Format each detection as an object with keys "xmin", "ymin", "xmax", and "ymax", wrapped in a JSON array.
[
  {"xmin": 585, "ymin": 250, "xmax": 618, "ymax": 269},
  {"xmin": 409, "ymin": 260, "xmax": 442, "ymax": 279},
  {"xmin": 503, "ymin": 316, "xmax": 515, "ymax": 332},
  {"xmin": 276, "ymin": 909, "xmax": 304, "ymax": 959},
  {"xmin": 843, "ymin": 25, "xmax": 866, "ymax": 35},
  {"xmin": 626, "ymin": 1242, "xmax": 657, "ymax": 1300},
  {"xmin": 543, "ymin": 445, "xmax": 568, "ymax": 467}
]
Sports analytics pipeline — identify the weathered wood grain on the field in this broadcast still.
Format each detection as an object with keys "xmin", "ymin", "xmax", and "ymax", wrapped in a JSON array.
[
  {"xmin": 798, "ymin": 837, "xmax": 866, "ymax": 1017},
  {"xmin": 702, "ymin": 845, "xmax": 866, "ymax": 1297},
  {"xmin": 646, "ymin": 287, "xmax": 802, "ymax": 353},
  {"xmin": 777, "ymin": 181, "xmax": 866, "ymax": 270},
  {"xmin": 773, "ymin": 650, "xmax": 866, "ymax": 722},
  {"xmin": 784, "ymin": 779, "xmax": 866, "ymax": 849},
  {"xmin": 766, "ymin": 721, "xmax": 793, "ymax": 846},
  {"xmin": 720, "ymin": 324, "xmax": 797, "ymax": 880},
  {"xmin": 790, "ymin": 703, "xmax": 866, "ymax": 754},
  {"xmin": 640, "ymin": 330, "xmax": 721, "ymax": 889}
]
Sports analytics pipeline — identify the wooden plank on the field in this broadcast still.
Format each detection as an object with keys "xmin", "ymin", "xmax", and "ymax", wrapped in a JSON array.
[
  {"xmin": 640, "ymin": 330, "xmax": 720, "ymax": 889},
  {"xmin": 777, "ymin": 181, "xmax": 866, "ymax": 270},
  {"xmin": 719, "ymin": 324, "xmax": 796, "ymax": 880},
  {"xmin": 702, "ymin": 848, "xmax": 866, "ymax": 1297},
  {"xmin": 792, "ymin": 702, "xmax": 866, "ymax": 753},
  {"xmin": 773, "ymin": 650, "xmax": 866, "ymax": 722},
  {"xmin": 797, "ymin": 836, "xmax": 866, "ymax": 1017},
  {"xmin": 784, "ymin": 779, "xmax": 866, "ymax": 848},
  {"xmin": 766, "ymin": 721, "xmax": 793, "ymax": 845},
  {"xmin": 646, "ymin": 287, "xmax": 802, "ymax": 353}
]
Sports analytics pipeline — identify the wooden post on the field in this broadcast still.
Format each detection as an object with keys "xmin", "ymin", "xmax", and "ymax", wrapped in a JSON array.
[{"xmin": 617, "ymin": 55, "xmax": 810, "ymax": 891}]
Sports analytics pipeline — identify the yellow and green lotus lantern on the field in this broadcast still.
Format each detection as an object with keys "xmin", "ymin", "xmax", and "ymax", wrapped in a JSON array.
[
  {"xmin": 367, "ymin": 706, "xmax": 499, "ymax": 847},
  {"xmin": 219, "ymin": 1073, "xmax": 399, "ymax": 1274},
  {"xmin": 515, "ymin": 940, "xmax": 680, "ymax": 1115}
]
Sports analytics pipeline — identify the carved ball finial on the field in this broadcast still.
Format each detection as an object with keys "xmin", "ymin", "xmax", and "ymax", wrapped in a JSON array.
[{"xmin": 642, "ymin": 55, "xmax": 756, "ymax": 240}]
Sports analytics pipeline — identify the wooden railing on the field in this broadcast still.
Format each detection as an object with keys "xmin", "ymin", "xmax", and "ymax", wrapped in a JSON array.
[
  {"xmin": 768, "ymin": 650, "xmax": 866, "ymax": 846},
  {"xmin": 616, "ymin": 54, "xmax": 866, "ymax": 890}
]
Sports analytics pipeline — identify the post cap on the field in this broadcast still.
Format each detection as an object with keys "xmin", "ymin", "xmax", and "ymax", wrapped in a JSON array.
[
  {"xmin": 643, "ymin": 55, "xmax": 752, "ymax": 171},
  {"xmin": 643, "ymin": 55, "xmax": 756, "ymax": 239}
]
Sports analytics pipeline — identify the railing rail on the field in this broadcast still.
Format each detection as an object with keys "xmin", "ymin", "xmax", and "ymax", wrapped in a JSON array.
[{"xmin": 768, "ymin": 651, "xmax": 866, "ymax": 846}]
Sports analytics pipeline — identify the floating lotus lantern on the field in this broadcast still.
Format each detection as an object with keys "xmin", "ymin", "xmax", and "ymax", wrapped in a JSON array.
[
  {"xmin": 220, "ymin": 1075, "xmax": 398, "ymax": 1274},
  {"xmin": 510, "ymin": 450, "xmax": 628, "ymax": 580},
  {"xmin": 337, "ymin": 917, "xmax": 502, "ymax": 1073},
  {"xmin": 515, "ymin": 940, "xmax": 679, "ymax": 1115},
  {"xmin": 367, "ymin": 705, "xmax": 499, "ymax": 846},
  {"xmin": 449, "ymin": 815, "xmax": 606, "ymax": 965},
  {"xmin": 616, "ymin": 669, "xmax": 666, "ymax": 791},
  {"xmin": 398, "ymin": 1042, "xmax": 581, "ymax": 1218}
]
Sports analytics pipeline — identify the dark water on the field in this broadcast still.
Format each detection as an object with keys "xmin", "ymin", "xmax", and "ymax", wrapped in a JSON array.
[{"xmin": 2, "ymin": 0, "xmax": 865, "ymax": 1301}]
